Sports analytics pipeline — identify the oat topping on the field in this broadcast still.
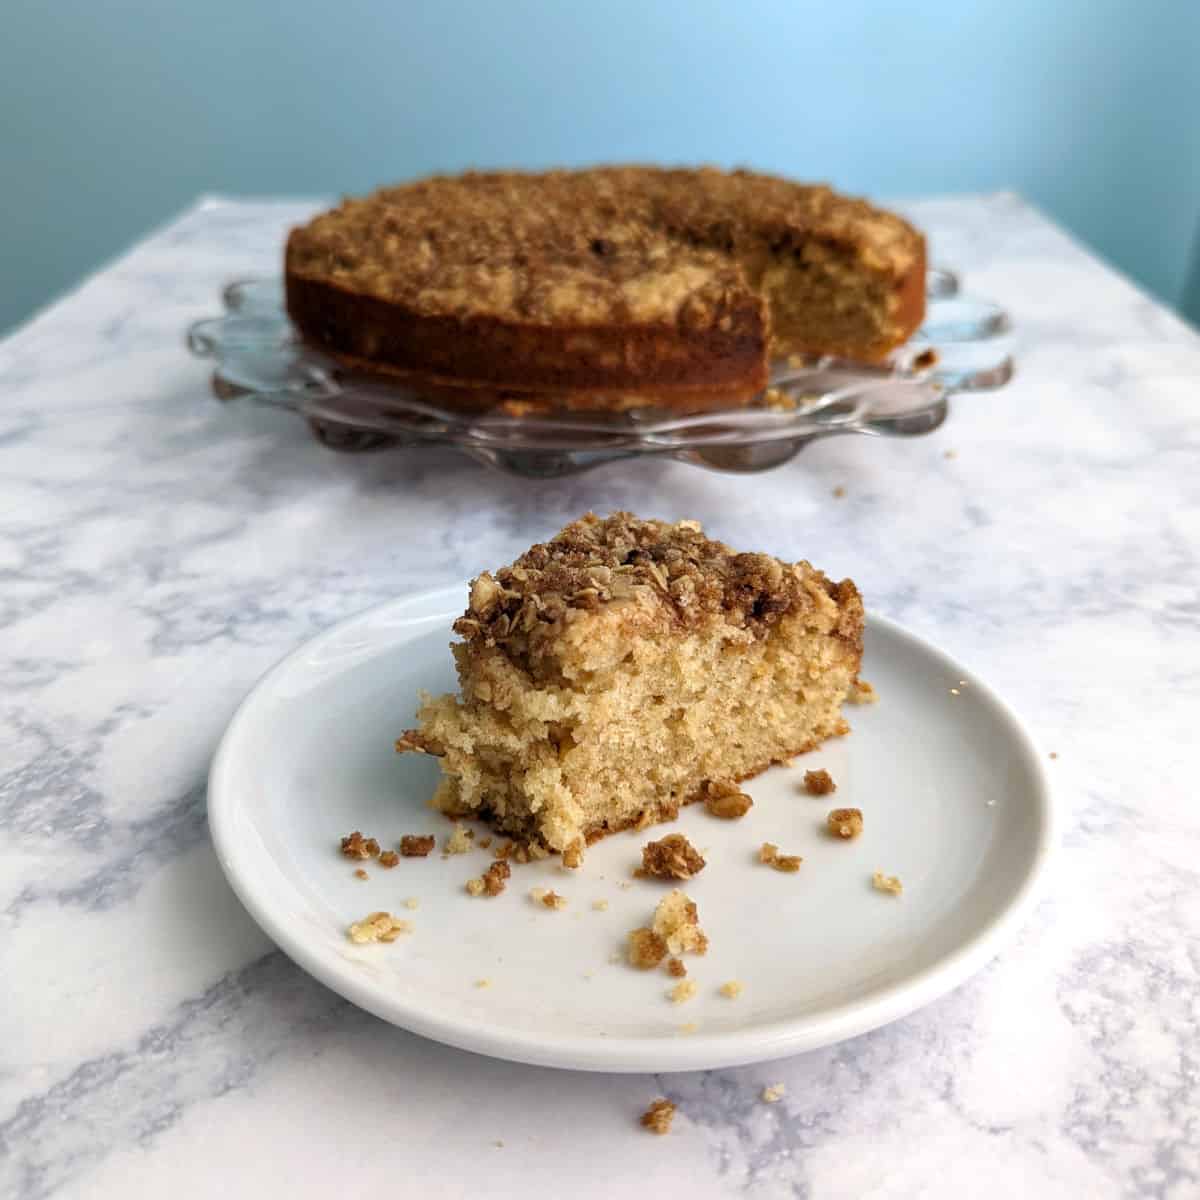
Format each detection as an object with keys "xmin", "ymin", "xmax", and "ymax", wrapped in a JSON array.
[
  {"xmin": 872, "ymin": 871, "xmax": 903, "ymax": 896},
  {"xmin": 803, "ymin": 768, "xmax": 836, "ymax": 795},
  {"xmin": 399, "ymin": 834, "xmax": 436, "ymax": 858},
  {"xmin": 347, "ymin": 912, "xmax": 412, "ymax": 944},
  {"xmin": 640, "ymin": 1098, "xmax": 676, "ymax": 1135},
  {"xmin": 640, "ymin": 833, "xmax": 706, "ymax": 881},
  {"xmin": 702, "ymin": 779, "xmax": 754, "ymax": 820},
  {"xmin": 340, "ymin": 831, "xmax": 380, "ymax": 860},
  {"xmin": 827, "ymin": 808, "xmax": 864, "ymax": 839}
]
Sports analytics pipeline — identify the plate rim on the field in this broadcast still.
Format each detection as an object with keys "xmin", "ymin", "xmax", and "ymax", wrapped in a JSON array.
[{"xmin": 208, "ymin": 587, "xmax": 1056, "ymax": 1073}]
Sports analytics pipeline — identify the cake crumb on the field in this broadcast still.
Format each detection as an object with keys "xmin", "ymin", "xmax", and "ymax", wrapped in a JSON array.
[
  {"xmin": 640, "ymin": 1098, "xmax": 676, "ymax": 1135},
  {"xmin": 592, "ymin": 899, "xmax": 609, "ymax": 912},
  {"xmin": 665, "ymin": 957, "xmax": 687, "ymax": 978},
  {"xmin": 400, "ymin": 834, "xmax": 435, "ymax": 858},
  {"xmin": 628, "ymin": 927, "xmax": 668, "ymax": 969},
  {"xmin": 832, "ymin": 485, "xmax": 847, "ymax": 499},
  {"xmin": 803, "ymin": 768, "xmax": 836, "ymax": 795},
  {"xmin": 475, "ymin": 978, "xmax": 491, "ymax": 989},
  {"xmin": 347, "ymin": 912, "xmax": 411, "ymax": 944},
  {"xmin": 652, "ymin": 890, "xmax": 709, "ymax": 955},
  {"xmin": 353, "ymin": 868, "xmax": 369, "ymax": 880},
  {"xmin": 943, "ymin": 448, "xmax": 957, "ymax": 459},
  {"xmin": 482, "ymin": 860, "xmax": 511, "ymax": 896},
  {"xmin": 719, "ymin": 980, "xmax": 743, "ymax": 999},
  {"xmin": 848, "ymin": 678, "xmax": 878, "ymax": 705},
  {"xmin": 762, "ymin": 1083, "xmax": 786, "ymax": 1104},
  {"xmin": 562, "ymin": 838, "xmax": 585, "ymax": 869},
  {"xmin": 340, "ymin": 831, "xmax": 380, "ymax": 860},
  {"xmin": 478, "ymin": 836, "xmax": 493, "ymax": 849},
  {"xmin": 702, "ymin": 779, "xmax": 754, "ymax": 820},
  {"xmin": 404, "ymin": 897, "xmax": 420, "ymax": 910},
  {"xmin": 827, "ymin": 808, "xmax": 864, "ymax": 839},
  {"xmin": 1049, "ymin": 751, "xmax": 1058, "ymax": 760},
  {"xmin": 640, "ymin": 833, "xmax": 706, "ymax": 881},
  {"xmin": 530, "ymin": 887, "xmax": 567, "ymax": 910},
  {"xmin": 873, "ymin": 871, "xmax": 903, "ymax": 896},
  {"xmin": 444, "ymin": 824, "xmax": 474, "ymax": 855},
  {"xmin": 493, "ymin": 1140, "xmax": 504, "ymax": 1148},
  {"xmin": 679, "ymin": 1022, "xmax": 699, "ymax": 1035},
  {"xmin": 465, "ymin": 877, "xmax": 486, "ymax": 896},
  {"xmin": 669, "ymin": 979, "xmax": 698, "ymax": 1004}
]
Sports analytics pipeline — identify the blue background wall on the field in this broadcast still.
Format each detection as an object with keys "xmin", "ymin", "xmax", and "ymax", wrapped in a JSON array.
[{"xmin": 3, "ymin": 0, "xmax": 1200, "ymax": 334}]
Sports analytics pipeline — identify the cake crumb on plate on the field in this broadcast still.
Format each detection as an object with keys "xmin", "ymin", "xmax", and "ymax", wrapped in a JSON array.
[
  {"xmin": 592, "ymin": 899, "xmax": 609, "ymax": 912},
  {"xmin": 640, "ymin": 833, "xmax": 706, "ymax": 880},
  {"xmin": 669, "ymin": 979, "xmax": 698, "ymax": 1004},
  {"xmin": 762, "ymin": 1083, "xmax": 786, "ymax": 1103},
  {"xmin": 702, "ymin": 779, "xmax": 753, "ymax": 820},
  {"xmin": 719, "ymin": 980, "xmax": 743, "ymax": 999},
  {"xmin": 640, "ymin": 1098, "xmax": 676, "ymax": 1135},
  {"xmin": 872, "ymin": 871, "xmax": 903, "ymax": 896},
  {"xmin": 803, "ymin": 768, "xmax": 836, "ymax": 795},
  {"xmin": 399, "ymin": 834, "xmax": 435, "ymax": 858},
  {"xmin": 827, "ymin": 808, "xmax": 864, "ymax": 839},
  {"xmin": 347, "ymin": 912, "xmax": 411, "ymax": 944}
]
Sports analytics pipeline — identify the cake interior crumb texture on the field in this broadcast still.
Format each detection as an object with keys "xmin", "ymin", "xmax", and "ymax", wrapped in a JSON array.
[{"xmin": 399, "ymin": 512, "xmax": 863, "ymax": 853}]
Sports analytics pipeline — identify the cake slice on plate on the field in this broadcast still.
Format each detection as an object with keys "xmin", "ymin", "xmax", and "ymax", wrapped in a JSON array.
[{"xmin": 397, "ymin": 513, "xmax": 864, "ymax": 856}]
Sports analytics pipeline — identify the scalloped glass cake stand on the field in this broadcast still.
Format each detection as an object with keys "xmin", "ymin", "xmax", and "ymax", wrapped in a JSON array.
[{"xmin": 186, "ymin": 269, "xmax": 1013, "ymax": 478}]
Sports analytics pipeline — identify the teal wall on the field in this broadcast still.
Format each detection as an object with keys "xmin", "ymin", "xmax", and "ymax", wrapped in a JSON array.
[{"xmin": 3, "ymin": 0, "xmax": 1200, "ymax": 334}]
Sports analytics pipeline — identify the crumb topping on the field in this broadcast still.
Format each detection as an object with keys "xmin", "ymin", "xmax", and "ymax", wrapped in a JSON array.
[
  {"xmin": 665, "ymin": 957, "xmax": 688, "ymax": 978},
  {"xmin": 400, "ymin": 835, "xmax": 436, "ymax": 858},
  {"xmin": 640, "ymin": 833, "xmax": 706, "ymax": 881},
  {"xmin": 530, "ymin": 887, "xmax": 568, "ymax": 910},
  {"xmin": 340, "ymin": 831, "xmax": 380, "ymax": 860},
  {"xmin": 719, "ymin": 980, "xmax": 744, "ymax": 999},
  {"xmin": 803, "ymin": 768, "xmax": 836, "ymax": 795},
  {"xmin": 759, "ymin": 843, "xmax": 802, "ymax": 873},
  {"xmin": 827, "ymin": 808, "xmax": 863, "ymax": 839},
  {"xmin": 872, "ymin": 871, "xmax": 903, "ymax": 895},
  {"xmin": 702, "ymin": 779, "xmax": 754, "ymax": 819},
  {"xmin": 640, "ymin": 1097, "xmax": 676, "ymax": 1135},
  {"xmin": 452, "ymin": 512, "xmax": 862, "ymax": 652},
  {"xmin": 562, "ymin": 838, "xmax": 585, "ymax": 869},
  {"xmin": 347, "ymin": 912, "xmax": 411, "ymax": 944}
]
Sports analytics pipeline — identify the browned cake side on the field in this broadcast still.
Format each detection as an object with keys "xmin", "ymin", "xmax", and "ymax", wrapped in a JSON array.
[{"xmin": 286, "ymin": 167, "xmax": 925, "ymax": 412}]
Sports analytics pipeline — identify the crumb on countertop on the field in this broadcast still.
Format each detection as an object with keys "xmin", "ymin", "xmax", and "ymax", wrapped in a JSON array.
[
  {"xmin": 347, "ymin": 912, "xmax": 411, "ymax": 944},
  {"xmin": 400, "ymin": 834, "xmax": 436, "ymax": 858},
  {"xmin": 827, "ymin": 808, "xmax": 864, "ymax": 839},
  {"xmin": 872, "ymin": 871, "xmax": 903, "ymax": 896},
  {"xmin": 340, "ymin": 831, "xmax": 380, "ymax": 860},
  {"xmin": 640, "ymin": 1098, "xmax": 676, "ymax": 1135},
  {"xmin": 640, "ymin": 833, "xmax": 706, "ymax": 881},
  {"xmin": 719, "ymin": 980, "xmax": 743, "ymax": 999},
  {"xmin": 702, "ymin": 779, "xmax": 754, "ymax": 819},
  {"xmin": 803, "ymin": 768, "xmax": 836, "ymax": 795}
]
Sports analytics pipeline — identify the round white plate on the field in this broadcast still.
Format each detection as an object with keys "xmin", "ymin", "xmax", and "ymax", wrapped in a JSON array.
[{"xmin": 209, "ymin": 587, "xmax": 1054, "ymax": 1073}]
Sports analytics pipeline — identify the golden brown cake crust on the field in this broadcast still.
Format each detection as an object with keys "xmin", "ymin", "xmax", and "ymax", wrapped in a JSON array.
[{"xmin": 285, "ymin": 166, "xmax": 925, "ymax": 409}]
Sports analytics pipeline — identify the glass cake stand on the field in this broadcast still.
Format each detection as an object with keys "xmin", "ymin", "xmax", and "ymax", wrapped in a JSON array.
[{"xmin": 186, "ymin": 269, "xmax": 1012, "ymax": 478}]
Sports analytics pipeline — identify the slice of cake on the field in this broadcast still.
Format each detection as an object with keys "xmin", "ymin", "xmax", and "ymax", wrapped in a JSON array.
[
  {"xmin": 397, "ymin": 513, "xmax": 864, "ymax": 853},
  {"xmin": 285, "ymin": 167, "xmax": 925, "ymax": 413}
]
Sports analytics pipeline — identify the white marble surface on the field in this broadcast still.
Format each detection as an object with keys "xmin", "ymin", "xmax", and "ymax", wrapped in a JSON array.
[{"xmin": 2, "ymin": 193, "xmax": 1198, "ymax": 1199}]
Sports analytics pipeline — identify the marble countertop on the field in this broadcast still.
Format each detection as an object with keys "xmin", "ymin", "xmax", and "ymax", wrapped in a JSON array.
[{"xmin": 2, "ymin": 193, "xmax": 1198, "ymax": 1199}]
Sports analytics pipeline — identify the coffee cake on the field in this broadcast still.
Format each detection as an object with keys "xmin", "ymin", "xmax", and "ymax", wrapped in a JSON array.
[
  {"xmin": 396, "ymin": 512, "xmax": 864, "ymax": 852},
  {"xmin": 286, "ymin": 167, "xmax": 925, "ymax": 411}
]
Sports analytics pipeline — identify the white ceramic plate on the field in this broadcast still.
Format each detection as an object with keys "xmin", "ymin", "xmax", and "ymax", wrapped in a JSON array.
[{"xmin": 209, "ymin": 587, "xmax": 1054, "ymax": 1073}]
